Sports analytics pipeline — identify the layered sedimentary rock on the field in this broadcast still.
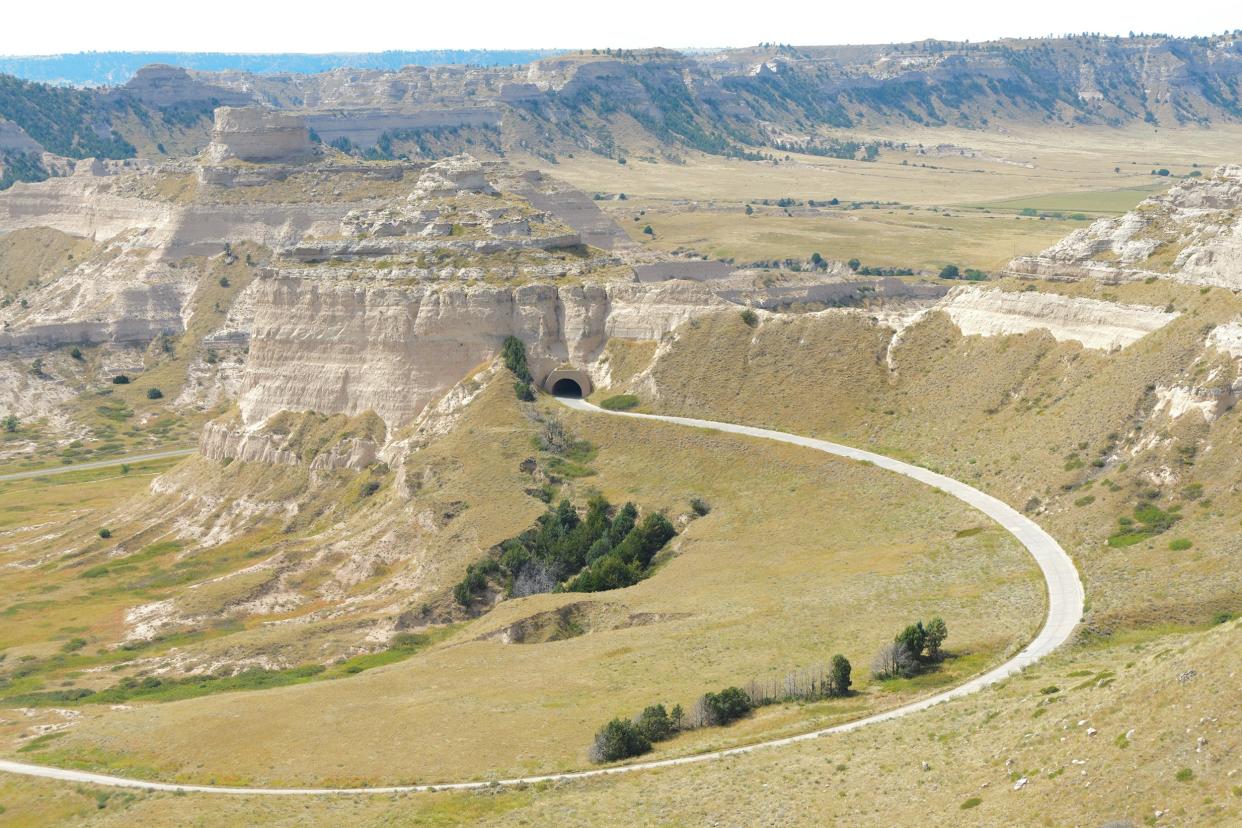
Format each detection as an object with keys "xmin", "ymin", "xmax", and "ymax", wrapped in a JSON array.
[
  {"xmin": 1007, "ymin": 165, "xmax": 1242, "ymax": 289},
  {"xmin": 939, "ymin": 286, "xmax": 1176, "ymax": 351},
  {"xmin": 203, "ymin": 107, "xmax": 316, "ymax": 165},
  {"xmin": 236, "ymin": 276, "xmax": 723, "ymax": 431}
]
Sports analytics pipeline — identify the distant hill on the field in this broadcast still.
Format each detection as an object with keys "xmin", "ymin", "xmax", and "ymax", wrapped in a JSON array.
[
  {"xmin": 2, "ymin": 35, "xmax": 1242, "ymax": 191},
  {"xmin": 0, "ymin": 50, "xmax": 565, "ymax": 86}
]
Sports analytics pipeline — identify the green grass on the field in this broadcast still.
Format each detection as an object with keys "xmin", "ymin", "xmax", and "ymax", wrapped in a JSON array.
[
  {"xmin": 964, "ymin": 185, "xmax": 1164, "ymax": 215},
  {"xmin": 600, "ymin": 394, "xmax": 640, "ymax": 411},
  {"xmin": 2, "ymin": 629, "xmax": 453, "ymax": 709}
]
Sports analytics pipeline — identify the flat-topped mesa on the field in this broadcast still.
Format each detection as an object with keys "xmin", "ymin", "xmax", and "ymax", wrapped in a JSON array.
[
  {"xmin": 285, "ymin": 158, "xmax": 585, "ymax": 265},
  {"xmin": 203, "ymin": 106, "xmax": 317, "ymax": 165}
]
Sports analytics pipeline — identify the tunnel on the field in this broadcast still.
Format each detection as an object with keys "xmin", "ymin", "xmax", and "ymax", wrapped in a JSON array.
[
  {"xmin": 551, "ymin": 378, "xmax": 584, "ymax": 397},
  {"xmin": 543, "ymin": 367, "xmax": 593, "ymax": 398}
]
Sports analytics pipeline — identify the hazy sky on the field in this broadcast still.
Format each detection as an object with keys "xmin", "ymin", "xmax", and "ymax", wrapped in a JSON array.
[{"xmin": 2, "ymin": 0, "xmax": 1239, "ymax": 54}]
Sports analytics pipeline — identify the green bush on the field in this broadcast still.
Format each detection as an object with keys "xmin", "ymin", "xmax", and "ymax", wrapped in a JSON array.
[
  {"xmin": 1168, "ymin": 538, "xmax": 1192, "ymax": 551},
  {"xmin": 501, "ymin": 336, "xmax": 532, "ymax": 383},
  {"xmin": 829, "ymin": 654, "xmax": 852, "ymax": 696},
  {"xmin": 690, "ymin": 497, "xmax": 711, "ymax": 516},
  {"xmin": 634, "ymin": 704, "xmax": 675, "ymax": 742},
  {"xmin": 146, "ymin": 387, "xmax": 163, "ymax": 400},
  {"xmin": 513, "ymin": 381, "xmax": 535, "ymax": 402},
  {"xmin": 938, "ymin": 264, "xmax": 961, "ymax": 280},
  {"xmin": 97, "ymin": 528, "xmax": 111, "ymax": 539},
  {"xmin": 739, "ymin": 308, "xmax": 759, "ymax": 327},
  {"xmin": 600, "ymin": 394, "xmax": 639, "ymax": 411},
  {"xmin": 589, "ymin": 718, "xmax": 651, "ymax": 763},
  {"xmin": 111, "ymin": 375, "xmax": 130, "ymax": 385},
  {"xmin": 702, "ymin": 686, "xmax": 752, "ymax": 725}
]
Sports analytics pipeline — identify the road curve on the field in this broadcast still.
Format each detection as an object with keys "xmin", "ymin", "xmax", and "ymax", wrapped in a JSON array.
[
  {"xmin": 0, "ymin": 448, "xmax": 196, "ymax": 483},
  {"xmin": 0, "ymin": 399, "xmax": 1083, "ymax": 796}
]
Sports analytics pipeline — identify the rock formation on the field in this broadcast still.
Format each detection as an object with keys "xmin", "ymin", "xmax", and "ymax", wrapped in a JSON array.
[
  {"xmin": 203, "ymin": 107, "xmax": 317, "ymax": 165},
  {"xmin": 1007, "ymin": 165, "xmax": 1242, "ymax": 289},
  {"xmin": 938, "ymin": 285, "xmax": 1178, "ymax": 351}
]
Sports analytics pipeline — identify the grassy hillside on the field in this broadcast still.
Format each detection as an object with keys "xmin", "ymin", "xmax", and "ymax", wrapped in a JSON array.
[
  {"xmin": 0, "ymin": 617, "xmax": 1234, "ymax": 825},
  {"xmin": 0, "ymin": 373, "xmax": 1042, "ymax": 786},
  {"xmin": 626, "ymin": 280, "xmax": 1241, "ymax": 634}
]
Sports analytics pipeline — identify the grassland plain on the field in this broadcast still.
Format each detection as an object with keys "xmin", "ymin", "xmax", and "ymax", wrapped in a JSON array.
[
  {"xmin": 0, "ymin": 618, "xmax": 1234, "ymax": 826},
  {"xmin": 521, "ymin": 124, "xmax": 1242, "ymax": 270},
  {"xmin": 0, "ymin": 375, "xmax": 1042, "ymax": 788}
]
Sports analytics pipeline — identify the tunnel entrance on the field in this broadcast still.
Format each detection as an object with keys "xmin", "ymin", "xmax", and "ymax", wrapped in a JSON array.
[
  {"xmin": 551, "ymin": 378, "xmax": 583, "ymax": 398},
  {"xmin": 543, "ymin": 367, "xmax": 593, "ymax": 398}
]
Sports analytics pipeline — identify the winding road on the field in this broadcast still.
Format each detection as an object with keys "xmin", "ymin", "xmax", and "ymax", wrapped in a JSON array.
[
  {"xmin": 0, "ymin": 448, "xmax": 196, "ymax": 483},
  {"xmin": 0, "ymin": 399, "xmax": 1084, "ymax": 795}
]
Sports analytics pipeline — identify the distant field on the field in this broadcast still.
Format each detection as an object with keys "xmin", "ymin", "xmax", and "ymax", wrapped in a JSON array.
[
  {"xmin": 965, "ymin": 185, "xmax": 1164, "ymax": 215},
  {"xmin": 522, "ymin": 124, "xmax": 1240, "ymax": 269},
  {"xmin": 614, "ymin": 207, "xmax": 1084, "ymax": 271}
]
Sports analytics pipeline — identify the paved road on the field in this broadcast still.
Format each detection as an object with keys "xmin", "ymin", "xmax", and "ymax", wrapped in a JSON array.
[
  {"xmin": 0, "ymin": 448, "xmax": 196, "ymax": 483},
  {"xmin": 0, "ymin": 399, "xmax": 1083, "ymax": 795}
]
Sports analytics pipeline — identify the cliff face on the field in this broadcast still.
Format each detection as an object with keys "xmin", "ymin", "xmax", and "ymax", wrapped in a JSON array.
[
  {"xmin": 939, "ymin": 285, "xmax": 1177, "ymax": 352},
  {"xmin": 236, "ymin": 275, "xmax": 723, "ymax": 430},
  {"xmin": 1008, "ymin": 165, "xmax": 1242, "ymax": 289}
]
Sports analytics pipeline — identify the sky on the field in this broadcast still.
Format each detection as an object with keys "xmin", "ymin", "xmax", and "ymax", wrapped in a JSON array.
[{"xmin": 1, "ymin": 0, "xmax": 1239, "ymax": 54}]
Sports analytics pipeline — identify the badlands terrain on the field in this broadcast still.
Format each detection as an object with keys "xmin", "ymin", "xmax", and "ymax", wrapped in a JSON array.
[{"xmin": 0, "ymin": 38, "xmax": 1239, "ymax": 827}]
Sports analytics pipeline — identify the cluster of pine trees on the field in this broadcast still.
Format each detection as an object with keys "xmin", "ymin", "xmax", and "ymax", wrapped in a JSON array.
[{"xmin": 454, "ymin": 496, "xmax": 677, "ymax": 606}]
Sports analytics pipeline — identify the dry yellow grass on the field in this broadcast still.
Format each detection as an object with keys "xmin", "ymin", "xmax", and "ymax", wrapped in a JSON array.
[
  {"xmin": 516, "ymin": 124, "xmax": 1242, "ymax": 269},
  {"xmin": 4, "ymin": 382, "xmax": 1040, "ymax": 787},
  {"xmin": 0, "ymin": 618, "xmax": 1235, "ymax": 826}
]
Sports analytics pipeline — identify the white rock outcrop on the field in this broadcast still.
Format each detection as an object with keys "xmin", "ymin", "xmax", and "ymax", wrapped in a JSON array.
[
  {"xmin": 1207, "ymin": 318, "xmax": 1242, "ymax": 358},
  {"xmin": 409, "ymin": 154, "xmax": 495, "ymax": 198},
  {"xmin": 236, "ymin": 275, "xmax": 724, "ymax": 431},
  {"xmin": 938, "ymin": 286, "xmax": 1176, "ymax": 351},
  {"xmin": 203, "ymin": 107, "xmax": 316, "ymax": 165},
  {"xmin": 1008, "ymin": 165, "xmax": 1242, "ymax": 288}
]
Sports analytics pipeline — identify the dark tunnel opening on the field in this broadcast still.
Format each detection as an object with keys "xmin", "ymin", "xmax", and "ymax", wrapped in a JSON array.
[{"xmin": 551, "ymin": 378, "xmax": 584, "ymax": 398}]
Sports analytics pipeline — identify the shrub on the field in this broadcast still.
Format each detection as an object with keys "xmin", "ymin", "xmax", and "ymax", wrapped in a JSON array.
[
  {"xmin": 2, "ymin": 414, "xmax": 17, "ymax": 433},
  {"xmin": 500, "ymin": 336, "xmax": 531, "ymax": 383},
  {"xmin": 69, "ymin": 346, "xmax": 83, "ymax": 360},
  {"xmin": 701, "ymin": 686, "xmax": 752, "ymax": 726},
  {"xmin": 588, "ymin": 718, "xmax": 651, "ymax": 763},
  {"xmin": 1175, "ymin": 768, "xmax": 1194, "ymax": 782},
  {"xmin": 871, "ymin": 641, "xmax": 918, "ymax": 679},
  {"xmin": 896, "ymin": 622, "xmax": 927, "ymax": 659},
  {"xmin": 600, "ymin": 394, "xmax": 639, "ymax": 411},
  {"xmin": 1211, "ymin": 611, "xmax": 1234, "ymax": 625},
  {"xmin": 218, "ymin": 276, "xmax": 230, "ymax": 288},
  {"xmin": 938, "ymin": 264, "xmax": 960, "ymax": 280},
  {"xmin": 634, "ymin": 704, "xmax": 675, "ymax": 742},
  {"xmin": 111, "ymin": 375, "xmax": 130, "ymax": 385},
  {"xmin": 960, "ymin": 797, "xmax": 982, "ymax": 810},
  {"xmin": 146, "ymin": 387, "xmax": 163, "ymax": 400},
  {"xmin": 924, "ymin": 616, "xmax": 948, "ymax": 660},
  {"xmin": 1168, "ymin": 538, "xmax": 1192, "ymax": 551},
  {"xmin": 97, "ymin": 528, "xmax": 111, "ymax": 539},
  {"xmin": 689, "ymin": 497, "xmax": 711, "ymax": 517},
  {"xmin": 513, "ymin": 381, "xmax": 535, "ymax": 402},
  {"xmin": 739, "ymin": 309, "xmax": 759, "ymax": 328},
  {"xmin": 829, "ymin": 654, "xmax": 852, "ymax": 696}
]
